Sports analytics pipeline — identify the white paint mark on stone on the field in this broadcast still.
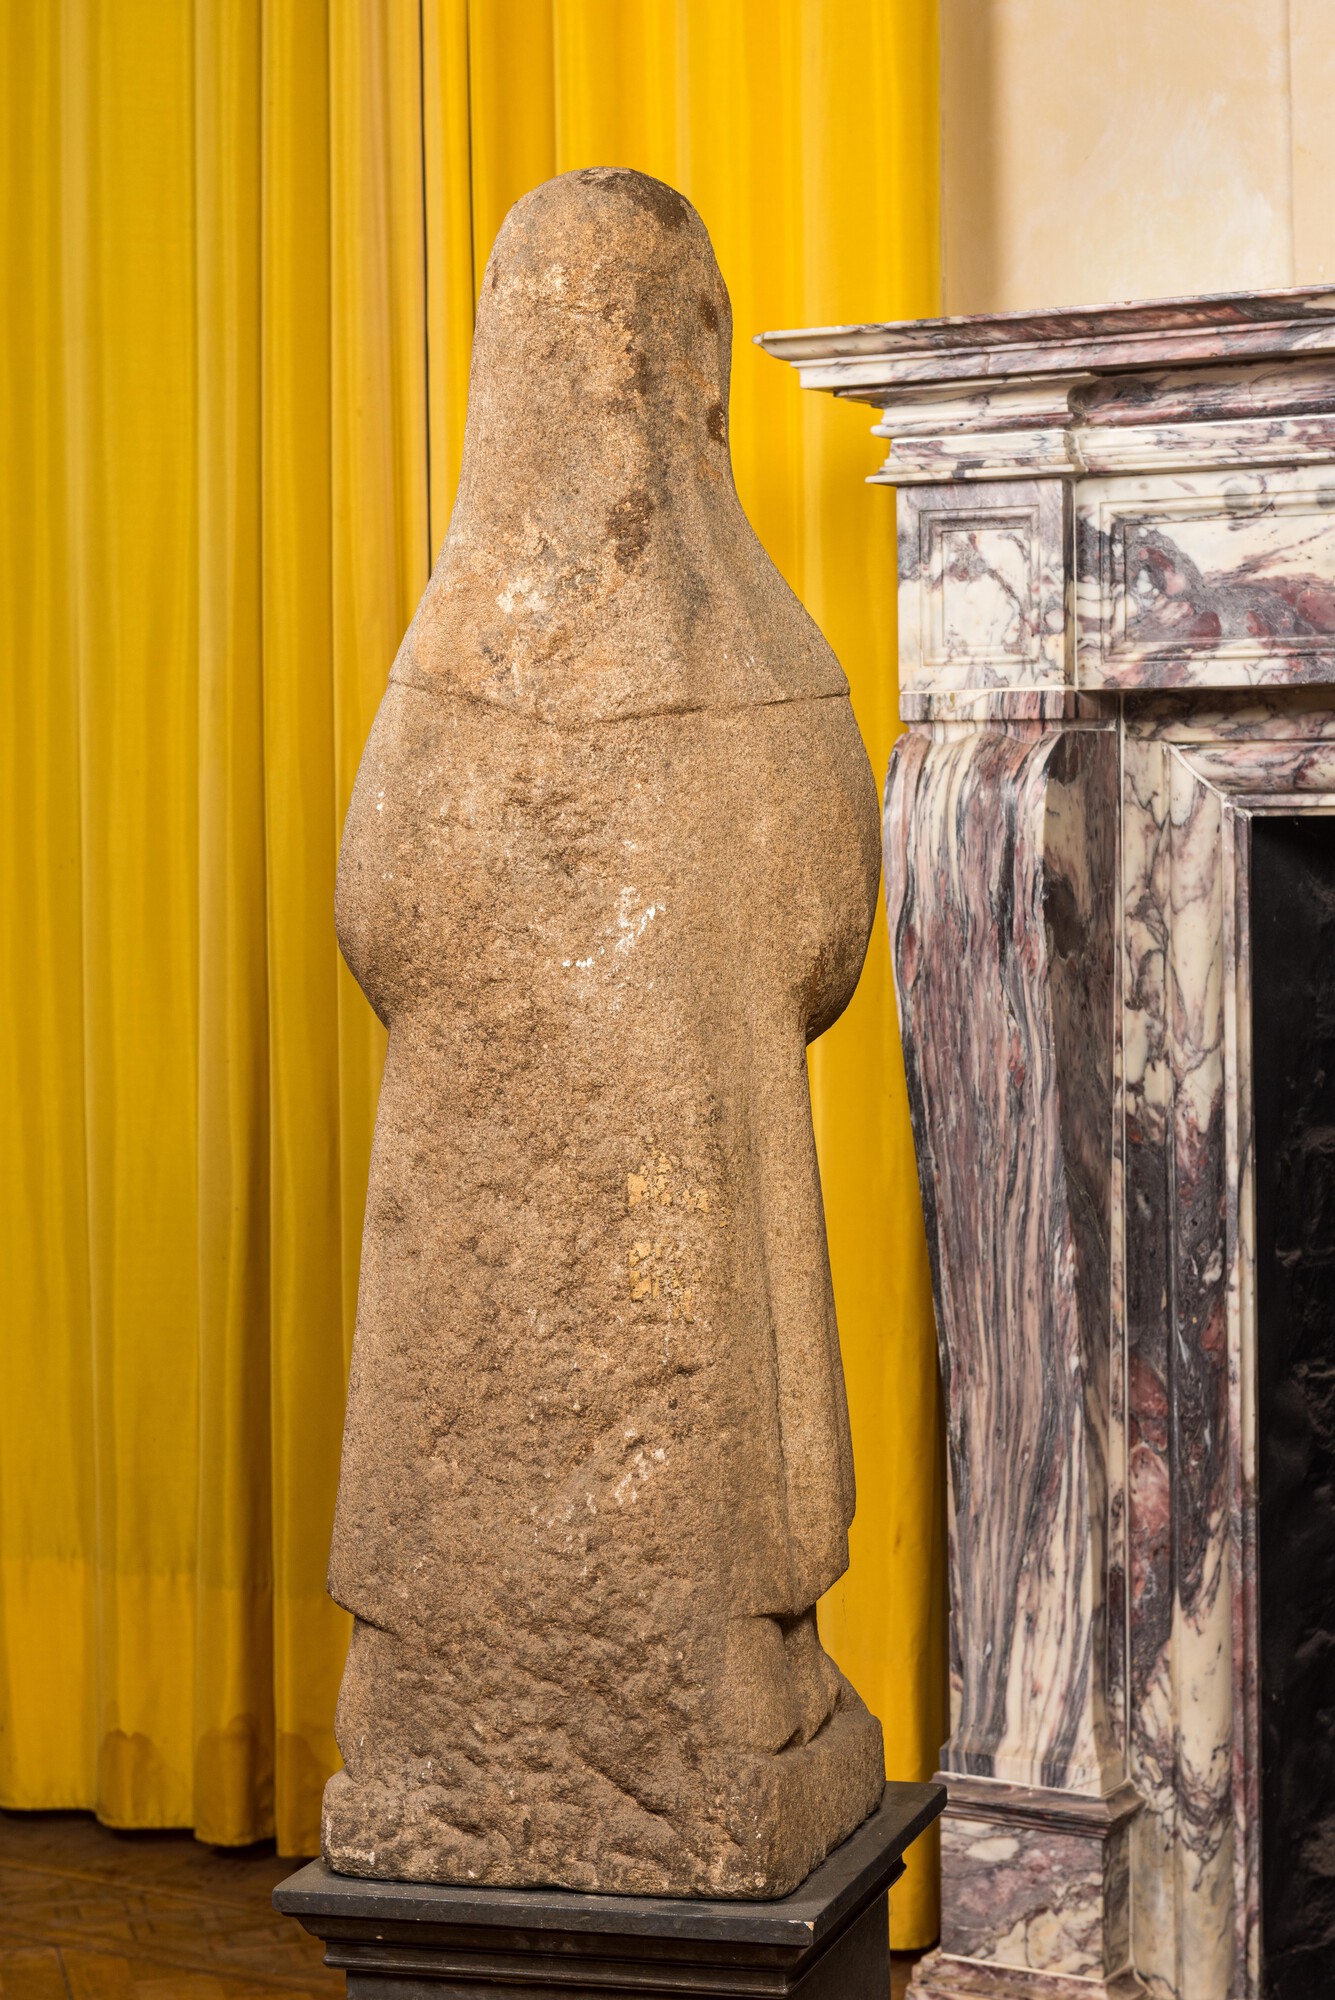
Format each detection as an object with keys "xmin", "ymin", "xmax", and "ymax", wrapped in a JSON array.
[{"xmin": 615, "ymin": 886, "xmax": 664, "ymax": 954}]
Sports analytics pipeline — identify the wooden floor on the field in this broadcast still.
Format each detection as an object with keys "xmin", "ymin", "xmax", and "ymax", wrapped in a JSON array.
[
  {"xmin": 0, "ymin": 1809, "xmax": 923, "ymax": 1997},
  {"xmin": 0, "ymin": 1811, "xmax": 338, "ymax": 2000}
]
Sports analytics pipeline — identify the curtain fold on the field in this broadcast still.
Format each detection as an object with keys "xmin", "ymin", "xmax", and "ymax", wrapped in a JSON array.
[
  {"xmin": 61, "ymin": 0, "xmax": 202, "ymax": 1835},
  {"xmin": 1, "ymin": 0, "xmax": 942, "ymax": 1943},
  {"xmin": 0, "ymin": 0, "xmax": 95, "ymax": 1823},
  {"xmin": 194, "ymin": 0, "xmax": 271, "ymax": 1845},
  {"xmin": 258, "ymin": 0, "xmax": 344, "ymax": 1854}
]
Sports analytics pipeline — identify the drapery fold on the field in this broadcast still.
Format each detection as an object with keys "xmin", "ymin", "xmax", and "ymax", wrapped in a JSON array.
[{"xmin": 1, "ymin": 0, "xmax": 943, "ymax": 1943}]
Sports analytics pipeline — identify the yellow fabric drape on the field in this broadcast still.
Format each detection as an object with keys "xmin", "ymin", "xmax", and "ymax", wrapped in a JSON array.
[
  {"xmin": 1, "ymin": 0, "xmax": 424, "ymax": 1853},
  {"xmin": 2, "ymin": 0, "xmax": 942, "ymax": 1942}
]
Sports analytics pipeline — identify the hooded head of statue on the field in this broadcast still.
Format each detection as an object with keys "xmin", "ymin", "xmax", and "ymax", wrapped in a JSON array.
[{"xmin": 398, "ymin": 166, "xmax": 849, "ymax": 723}]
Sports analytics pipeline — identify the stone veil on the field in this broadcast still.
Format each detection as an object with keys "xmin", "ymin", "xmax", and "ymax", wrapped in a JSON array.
[{"xmin": 322, "ymin": 167, "xmax": 886, "ymax": 1899}]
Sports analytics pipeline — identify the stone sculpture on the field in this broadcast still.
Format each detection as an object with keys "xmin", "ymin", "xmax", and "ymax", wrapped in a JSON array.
[{"xmin": 322, "ymin": 168, "xmax": 885, "ymax": 1900}]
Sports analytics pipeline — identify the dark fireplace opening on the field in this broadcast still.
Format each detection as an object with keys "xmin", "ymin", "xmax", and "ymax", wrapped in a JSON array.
[{"xmin": 1253, "ymin": 811, "xmax": 1335, "ymax": 2000}]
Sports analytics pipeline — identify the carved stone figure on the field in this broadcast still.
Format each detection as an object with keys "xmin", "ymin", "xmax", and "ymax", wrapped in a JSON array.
[{"xmin": 321, "ymin": 167, "xmax": 885, "ymax": 1899}]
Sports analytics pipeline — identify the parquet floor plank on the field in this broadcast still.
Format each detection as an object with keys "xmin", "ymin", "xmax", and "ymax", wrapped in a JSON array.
[
  {"xmin": 0, "ymin": 1948, "xmax": 71, "ymax": 2000},
  {"xmin": 59, "ymin": 1952, "xmax": 336, "ymax": 2000},
  {"xmin": 0, "ymin": 1815, "xmax": 338, "ymax": 1998}
]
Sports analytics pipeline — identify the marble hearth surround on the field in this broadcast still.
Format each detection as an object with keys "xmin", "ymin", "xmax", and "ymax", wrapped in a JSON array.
[{"xmin": 760, "ymin": 290, "xmax": 1335, "ymax": 2000}]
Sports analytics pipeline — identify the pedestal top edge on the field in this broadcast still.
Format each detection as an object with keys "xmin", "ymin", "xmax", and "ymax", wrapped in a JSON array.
[
  {"xmin": 755, "ymin": 283, "xmax": 1335, "ymax": 368},
  {"xmin": 272, "ymin": 1779, "xmax": 944, "ymax": 1947}
]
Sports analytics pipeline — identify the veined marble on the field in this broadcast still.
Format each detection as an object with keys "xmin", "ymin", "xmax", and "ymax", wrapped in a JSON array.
[
  {"xmin": 886, "ymin": 724, "xmax": 1120, "ymax": 1800},
  {"xmin": 898, "ymin": 481, "xmax": 1069, "ymax": 691},
  {"xmin": 757, "ymin": 289, "xmax": 1335, "ymax": 404},
  {"xmin": 1078, "ymin": 467, "xmax": 1335, "ymax": 688},
  {"xmin": 763, "ymin": 288, "xmax": 1335, "ymax": 2000},
  {"xmin": 916, "ymin": 1776, "xmax": 1140, "ymax": 1990}
]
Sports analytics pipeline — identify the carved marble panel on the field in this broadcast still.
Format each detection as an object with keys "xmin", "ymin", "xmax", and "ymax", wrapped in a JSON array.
[
  {"xmin": 898, "ymin": 480, "xmax": 1070, "ymax": 691},
  {"xmin": 1077, "ymin": 468, "xmax": 1335, "ymax": 688}
]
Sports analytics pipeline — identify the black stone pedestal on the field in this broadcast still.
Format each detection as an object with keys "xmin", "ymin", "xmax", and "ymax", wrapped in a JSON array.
[{"xmin": 275, "ymin": 1780, "xmax": 945, "ymax": 1998}]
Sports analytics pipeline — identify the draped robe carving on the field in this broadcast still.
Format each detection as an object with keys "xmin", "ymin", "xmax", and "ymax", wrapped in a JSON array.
[{"xmin": 322, "ymin": 168, "xmax": 885, "ymax": 1899}]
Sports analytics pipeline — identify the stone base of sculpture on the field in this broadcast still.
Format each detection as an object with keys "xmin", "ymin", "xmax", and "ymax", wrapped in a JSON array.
[
  {"xmin": 278, "ymin": 1781, "xmax": 943, "ymax": 2000},
  {"xmin": 322, "ymin": 1668, "xmax": 884, "ymax": 1899}
]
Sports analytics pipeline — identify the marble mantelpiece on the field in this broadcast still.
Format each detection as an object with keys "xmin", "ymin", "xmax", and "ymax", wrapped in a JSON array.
[{"xmin": 761, "ymin": 290, "xmax": 1335, "ymax": 2000}]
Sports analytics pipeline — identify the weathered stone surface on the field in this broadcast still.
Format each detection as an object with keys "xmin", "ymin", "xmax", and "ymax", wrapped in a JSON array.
[{"xmin": 322, "ymin": 167, "xmax": 885, "ymax": 1900}]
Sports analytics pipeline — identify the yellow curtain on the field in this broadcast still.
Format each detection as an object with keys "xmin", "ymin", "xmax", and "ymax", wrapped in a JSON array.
[{"xmin": 1, "ymin": 0, "xmax": 942, "ymax": 1943}]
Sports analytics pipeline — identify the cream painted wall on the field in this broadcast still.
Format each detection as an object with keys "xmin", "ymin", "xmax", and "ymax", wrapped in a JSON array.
[{"xmin": 940, "ymin": 0, "xmax": 1335, "ymax": 314}]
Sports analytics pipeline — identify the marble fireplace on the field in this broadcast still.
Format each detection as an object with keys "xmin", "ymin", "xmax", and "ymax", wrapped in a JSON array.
[{"xmin": 761, "ymin": 292, "xmax": 1335, "ymax": 2000}]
